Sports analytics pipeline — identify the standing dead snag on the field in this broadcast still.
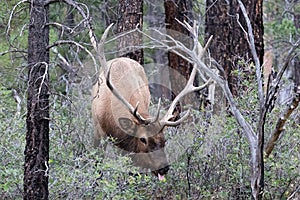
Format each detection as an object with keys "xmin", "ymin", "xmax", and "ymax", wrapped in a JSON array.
[{"xmin": 24, "ymin": 0, "xmax": 50, "ymax": 199}]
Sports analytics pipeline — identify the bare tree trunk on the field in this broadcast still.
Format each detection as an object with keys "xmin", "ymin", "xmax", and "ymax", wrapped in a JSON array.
[
  {"xmin": 164, "ymin": 0, "xmax": 200, "ymax": 110},
  {"xmin": 205, "ymin": 0, "xmax": 264, "ymax": 96},
  {"xmin": 24, "ymin": 0, "xmax": 50, "ymax": 199},
  {"xmin": 293, "ymin": 12, "xmax": 300, "ymax": 89},
  {"xmin": 145, "ymin": 0, "xmax": 171, "ymax": 101},
  {"xmin": 117, "ymin": 0, "xmax": 144, "ymax": 65}
]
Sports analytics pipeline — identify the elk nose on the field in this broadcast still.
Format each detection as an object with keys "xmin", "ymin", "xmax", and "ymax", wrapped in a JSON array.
[{"xmin": 158, "ymin": 165, "xmax": 169, "ymax": 175}]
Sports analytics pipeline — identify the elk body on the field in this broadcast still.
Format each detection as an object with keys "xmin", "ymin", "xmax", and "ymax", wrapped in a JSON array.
[
  {"xmin": 91, "ymin": 24, "xmax": 210, "ymax": 180},
  {"xmin": 92, "ymin": 57, "xmax": 170, "ymax": 179}
]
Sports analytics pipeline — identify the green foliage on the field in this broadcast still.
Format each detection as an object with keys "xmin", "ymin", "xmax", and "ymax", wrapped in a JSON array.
[
  {"xmin": 0, "ymin": 85, "xmax": 25, "ymax": 199},
  {"xmin": 264, "ymin": 0, "xmax": 299, "ymax": 46},
  {"xmin": 2, "ymin": 77, "xmax": 299, "ymax": 199},
  {"xmin": 0, "ymin": 0, "xmax": 29, "ymax": 88},
  {"xmin": 266, "ymin": 18, "xmax": 298, "ymax": 39},
  {"xmin": 264, "ymin": 117, "xmax": 300, "ymax": 199}
]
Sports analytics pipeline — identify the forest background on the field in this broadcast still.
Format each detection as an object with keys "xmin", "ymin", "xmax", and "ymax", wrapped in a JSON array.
[{"xmin": 0, "ymin": 0, "xmax": 299, "ymax": 199}]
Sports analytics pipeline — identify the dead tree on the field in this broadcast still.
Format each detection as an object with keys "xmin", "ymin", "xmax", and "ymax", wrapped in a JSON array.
[{"xmin": 24, "ymin": 0, "xmax": 50, "ymax": 199}]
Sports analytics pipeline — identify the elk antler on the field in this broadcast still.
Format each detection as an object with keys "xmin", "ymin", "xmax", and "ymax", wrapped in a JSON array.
[
  {"xmin": 97, "ymin": 23, "xmax": 114, "ymax": 74},
  {"xmin": 160, "ymin": 20, "xmax": 213, "ymax": 127},
  {"xmin": 160, "ymin": 65, "xmax": 212, "ymax": 127}
]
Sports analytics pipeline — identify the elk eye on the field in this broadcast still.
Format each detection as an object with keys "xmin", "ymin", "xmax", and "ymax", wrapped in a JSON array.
[{"xmin": 140, "ymin": 137, "xmax": 147, "ymax": 144}]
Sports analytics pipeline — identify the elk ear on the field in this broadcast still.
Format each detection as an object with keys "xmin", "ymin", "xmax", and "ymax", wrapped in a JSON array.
[{"xmin": 118, "ymin": 117, "xmax": 137, "ymax": 136}]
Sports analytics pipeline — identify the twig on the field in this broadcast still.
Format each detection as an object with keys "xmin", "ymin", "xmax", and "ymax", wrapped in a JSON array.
[
  {"xmin": 47, "ymin": 40, "xmax": 98, "ymax": 72},
  {"xmin": 0, "ymin": 49, "xmax": 27, "ymax": 56},
  {"xmin": 287, "ymin": 184, "xmax": 300, "ymax": 200},
  {"xmin": 6, "ymin": 0, "xmax": 29, "ymax": 39},
  {"xmin": 47, "ymin": 22, "xmax": 74, "ymax": 34},
  {"xmin": 12, "ymin": 89, "xmax": 22, "ymax": 116},
  {"xmin": 51, "ymin": 47, "xmax": 74, "ymax": 73}
]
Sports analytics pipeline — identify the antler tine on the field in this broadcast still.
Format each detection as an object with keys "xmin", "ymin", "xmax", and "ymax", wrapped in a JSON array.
[
  {"xmin": 98, "ymin": 23, "xmax": 114, "ymax": 74},
  {"xmin": 162, "ymin": 57, "xmax": 213, "ymax": 127},
  {"xmin": 160, "ymin": 20, "xmax": 213, "ymax": 127},
  {"xmin": 162, "ymin": 109, "xmax": 191, "ymax": 127},
  {"xmin": 160, "ymin": 65, "xmax": 211, "ymax": 127},
  {"xmin": 151, "ymin": 98, "xmax": 161, "ymax": 123},
  {"xmin": 106, "ymin": 65, "xmax": 151, "ymax": 124},
  {"xmin": 133, "ymin": 102, "xmax": 140, "ymax": 116}
]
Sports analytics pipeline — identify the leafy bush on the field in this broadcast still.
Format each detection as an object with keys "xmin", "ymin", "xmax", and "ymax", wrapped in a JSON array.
[
  {"xmin": 0, "ymin": 85, "xmax": 25, "ymax": 199},
  {"xmin": 1, "ymin": 74, "xmax": 299, "ymax": 199}
]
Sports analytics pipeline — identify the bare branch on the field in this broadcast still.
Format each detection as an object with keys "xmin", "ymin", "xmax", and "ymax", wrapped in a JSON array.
[
  {"xmin": 47, "ymin": 40, "xmax": 97, "ymax": 72},
  {"xmin": 51, "ymin": 47, "xmax": 74, "ymax": 73},
  {"xmin": 140, "ymin": 24, "xmax": 258, "ymax": 145},
  {"xmin": 287, "ymin": 184, "xmax": 300, "ymax": 200},
  {"xmin": 237, "ymin": 0, "xmax": 264, "ymax": 108},
  {"xmin": 177, "ymin": 24, "xmax": 257, "ymax": 143},
  {"xmin": 49, "ymin": 0, "xmax": 101, "ymax": 71},
  {"xmin": 45, "ymin": 0, "xmax": 60, "ymax": 5},
  {"xmin": 265, "ymin": 87, "xmax": 300, "ymax": 158},
  {"xmin": 96, "ymin": 23, "xmax": 114, "ymax": 74},
  {"xmin": 266, "ymin": 39, "xmax": 300, "ymax": 107},
  {"xmin": 0, "ymin": 49, "xmax": 27, "ymax": 56},
  {"xmin": 201, "ymin": 35, "xmax": 213, "ymax": 59},
  {"xmin": 47, "ymin": 22, "xmax": 74, "ymax": 34},
  {"xmin": 12, "ymin": 89, "xmax": 22, "ymax": 116},
  {"xmin": 6, "ymin": 0, "xmax": 29, "ymax": 39}
]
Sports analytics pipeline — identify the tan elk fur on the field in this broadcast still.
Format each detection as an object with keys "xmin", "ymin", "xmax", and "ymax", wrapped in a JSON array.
[{"xmin": 92, "ymin": 57, "xmax": 168, "ymax": 174}]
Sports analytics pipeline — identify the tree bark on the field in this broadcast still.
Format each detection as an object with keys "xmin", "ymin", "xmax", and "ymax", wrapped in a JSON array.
[
  {"xmin": 117, "ymin": 0, "xmax": 144, "ymax": 65},
  {"xmin": 293, "ymin": 12, "xmax": 300, "ymax": 89},
  {"xmin": 164, "ymin": 0, "xmax": 197, "ymax": 107},
  {"xmin": 205, "ymin": 0, "xmax": 264, "ymax": 96},
  {"xmin": 24, "ymin": 0, "xmax": 50, "ymax": 199},
  {"xmin": 145, "ymin": 0, "xmax": 171, "ymax": 101}
]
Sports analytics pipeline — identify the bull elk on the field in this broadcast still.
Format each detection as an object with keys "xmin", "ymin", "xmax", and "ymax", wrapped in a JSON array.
[{"xmin": 92, "ymin": 24, "xmax": 211, "ymax": 180}]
